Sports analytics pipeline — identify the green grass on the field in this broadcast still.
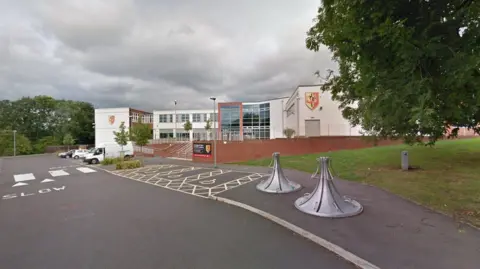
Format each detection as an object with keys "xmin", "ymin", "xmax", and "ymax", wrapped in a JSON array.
[{"xmin": 237, "ymin": 138, "xmax": 480, "ymax": 227}]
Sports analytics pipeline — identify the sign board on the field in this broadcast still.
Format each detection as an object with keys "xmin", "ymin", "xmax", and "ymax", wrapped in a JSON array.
[{"xmin": 193, "ymin": 143, "xmax": 212, "ymax": 158}]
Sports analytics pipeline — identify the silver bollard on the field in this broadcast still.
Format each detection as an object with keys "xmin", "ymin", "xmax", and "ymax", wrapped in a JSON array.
[
  {"xmin": 294, "ymin": 157, "xmax": 363, "ymax": 218},
  {"xmin": 256, "ymin": 152, "xmax": 302, "ymax": 193}
]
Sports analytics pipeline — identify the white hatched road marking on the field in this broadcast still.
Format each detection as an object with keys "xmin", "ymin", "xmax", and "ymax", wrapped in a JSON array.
[
  {"xmin": 41, "ymin": 179, "xmax": 55, "ymax": 183},
  {"xmin": 14, "ymin": 173, "xmax": 35, "ymax": 182},
  {"xmin": 49, "ymin": 170, "xmax": 70, "ymax": 177},
  {"xmin": 76, "ymin": 167, "xmax": 97, "ymax": 173},
  {"xmin": 107, "ymin": 164, "xmax": 269, "ymax": 198}
]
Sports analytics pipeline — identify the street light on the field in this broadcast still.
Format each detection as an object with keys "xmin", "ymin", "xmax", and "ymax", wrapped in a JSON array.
[
  {"xmin": 13, "ymin": 130, "xmax": 16, "ymax": 157},
  {"xmin": 174, "ymin": 100, "xmax": 177, "ymax": 140},
  {"xmin": 296, "ymin": 96, "xmax": 300, "ymax": 137},
  {"xmin": 210, "ymin": 97, "xmax": 217, "ymax": 168}
]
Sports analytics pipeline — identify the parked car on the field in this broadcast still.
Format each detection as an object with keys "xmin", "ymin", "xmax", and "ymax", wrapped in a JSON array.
[
  {"xmin": 58, "ymin": 151, "xmax": 68, "ymax": 157},
  {"xmin": 60, "ymin": 150, "xmax": 74, "ymax": 159},
  {"xmin": 72, "ymin": 149, "xmax": 89, "ymax": 159}
]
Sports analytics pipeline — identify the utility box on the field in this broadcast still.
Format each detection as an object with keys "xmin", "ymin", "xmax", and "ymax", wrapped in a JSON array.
[{"xmin": 401, "ymin": 151, "xmax": 409, "ymax": 171}]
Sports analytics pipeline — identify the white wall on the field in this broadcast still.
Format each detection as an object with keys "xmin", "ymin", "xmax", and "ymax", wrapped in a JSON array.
[
  {"xmin": 153, "ymin": 109, "xmax": 215, "ymax": 140},
  {"xmin": 268, "ymin": 98, "xmax": 289, "ymax": 139},
  {"xmin": 95, "ymin": 108, "xmax": 130, "ymax": 147},
  {"xmin": 285, "ymin": 89, "xmax": 300, "ymax": 136},
  {"xmin": 284, "ymin": 85, "xmax": 363, "ymax": 136}
]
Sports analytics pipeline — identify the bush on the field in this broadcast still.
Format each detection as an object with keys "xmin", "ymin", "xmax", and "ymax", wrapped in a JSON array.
[
  {"xmin": 101, "ymin": 157, "xmax": 123, "ymax": 165},
  {"xmin": 283, "ymin": 128, "xmax": 296, "ymax": 139},
  {"xmin": 115, "ymin": 160, "xmax": 143, "ymax": 170}
]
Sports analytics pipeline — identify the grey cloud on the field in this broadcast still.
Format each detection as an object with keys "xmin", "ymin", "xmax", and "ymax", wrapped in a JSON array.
[{"xmin": 0, "ymin": 0, "xmax": 333, "ymax": 111}]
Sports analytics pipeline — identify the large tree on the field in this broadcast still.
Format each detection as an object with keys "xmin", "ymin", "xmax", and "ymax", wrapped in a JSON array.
[
  {"xmin": 130, "ymin": 117, "xmax": 152, "ymax": 150},
  {"xmin": 306, "ymin": 0, "xmax": 480, "ymax": 144},
  {"xmin": 0, "ymin": 96, "xmax": 95, "ymax": 155}
]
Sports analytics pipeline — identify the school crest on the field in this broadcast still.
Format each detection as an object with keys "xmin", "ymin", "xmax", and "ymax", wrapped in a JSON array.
[
  {"xmin": 205, "ymin": 144, "xmax": 211, "ymax": 153},
  {"xmin": 108, "ymin": 115, "xmax": 115, "ymax": 125},
  {"xmin": 305, "ymin": 92, "xmax": 320, "ymax": 110}
]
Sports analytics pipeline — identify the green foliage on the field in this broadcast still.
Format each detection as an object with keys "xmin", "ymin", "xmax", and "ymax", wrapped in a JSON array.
[
  {"xmin": 306, "ymin": 1, "xmax": 480, "ymax": 145},
  {"xmin": 115, "ymin": 160, "xmax": 143, "ymax": 170},
  {"xmin": 183, "ymin": 120, "xmax": 192, "ymax": 132},
  {"xmin": 0, "ymin": 96, "xmax": 95, "ymax": 155},
  {"xmin": 204, "ymin": 119, "xmax": 211, "ymax": 131},
  {"xmin": 101, "ymin": 157, "xmax": 123, "ymax": 165},
  {"xmin": 113, "ymin": 122, "xmax": 129, "ymax": 148},
  {"xmin": 63, "ymin": 133, "xmax": 75, "ymax": 146},
  {"xmin": 0, "ymin": 131, "xmax": 32, "ymax": 156},
  {"xmin": 130, "ymin": 117, "xmax": 152, "ymax": 147},
  {"xmin": 33, "ymin": 136, "xmax": 60, "ymax": 153},
  {"xmin": 283, "ymin": 128, "xmax": 295, "ymax": 139}
]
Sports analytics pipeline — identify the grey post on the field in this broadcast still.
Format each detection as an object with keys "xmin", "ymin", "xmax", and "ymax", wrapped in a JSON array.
[
  {"xmin": 401, "ymin": 151, "xmax": 409, "ymax": 171},
  {"xmin": 296, "ymin": 96, "xmax": 300, "ymax": 136},
  {"xmin": 13, "ymin": 130, "xmax": 17, "ymax": 156},
  {"xmin": 174, "ymin": 100, "xmax": 177, "ymax": 139},
  {"xmin": 210, "ymin": 97, "xmax": 217, "ymax": 168}
]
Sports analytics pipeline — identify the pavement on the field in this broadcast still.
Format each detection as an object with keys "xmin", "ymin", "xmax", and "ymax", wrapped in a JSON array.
[
  {"xmin": 123, "ymin": 156, "xmax": 480, "ymax": 269},
  {"xmin": 0, "ymin": 155, "xmax": 355, "ymax": 269}
]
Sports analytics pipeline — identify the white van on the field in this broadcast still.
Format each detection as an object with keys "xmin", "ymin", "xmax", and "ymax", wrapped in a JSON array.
[{"xmin": 84, "ymin": 141, "xmax": 135, "ymax": 164}]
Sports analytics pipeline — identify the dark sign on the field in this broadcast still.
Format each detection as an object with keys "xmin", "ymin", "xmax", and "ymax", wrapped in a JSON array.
[{"xmin": 193, "ymin": 143, "xmax": 212, "ymax": 158}]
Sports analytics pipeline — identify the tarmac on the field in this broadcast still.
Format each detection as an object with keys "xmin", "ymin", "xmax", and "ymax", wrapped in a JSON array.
[{"xmin": 125, "ymin": 156, "xmax": 480, "ymax": 269}]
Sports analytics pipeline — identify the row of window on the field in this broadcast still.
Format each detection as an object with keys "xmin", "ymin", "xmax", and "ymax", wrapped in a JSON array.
[
  {"xmin": 131, "ymin": 113, "xmax": 154, "ymax": 123},
  {"xmin": 156, "ymin": 127, "xmax": 270, "ymax": 140},
  {"xmin": 158, "ymin": 113, "xmax": 218, "ymax": 123}
]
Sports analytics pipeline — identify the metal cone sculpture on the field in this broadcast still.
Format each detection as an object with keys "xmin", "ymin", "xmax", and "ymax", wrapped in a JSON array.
[
  {"xmin": 294, "ymin": 157, "xmax": 363, "ymax": 218},
  {"xmin": 256, "ymin": 152, "xmax": 302, "ymax": 193}
]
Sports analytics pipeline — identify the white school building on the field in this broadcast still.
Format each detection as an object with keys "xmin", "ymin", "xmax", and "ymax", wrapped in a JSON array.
[{"xmin": 94, "ymin": 84, "xmax": 363, "ymax": 145}]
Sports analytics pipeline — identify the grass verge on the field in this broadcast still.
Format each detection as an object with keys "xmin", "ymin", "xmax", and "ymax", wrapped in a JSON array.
[{"xmin": 238, "ymin": 138, "xmax": 480, "ymax": 227}]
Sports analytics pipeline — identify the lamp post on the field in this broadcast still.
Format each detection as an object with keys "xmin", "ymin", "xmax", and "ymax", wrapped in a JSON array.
[
  {"xmin": 174, "ymin": 100, "xmax": 177, "ymax": 140},
  {"xmin": 296, "ymin": 96, "xmax": 300, "ymax": 137},
  {"xmin": 210, "ymin": 97, "xmax": 217, "ymax": 168},
  {"xmin": 281, "ymin": 99, "xmax": 285, "ymax": 137},
  {"xmin": 13, "ymin": 130, "xmax": 17, "ymax": 156}
]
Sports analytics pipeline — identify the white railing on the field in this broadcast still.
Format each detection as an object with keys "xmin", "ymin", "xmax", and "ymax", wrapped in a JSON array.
[
  {"xmin": 134, "ymin": 146, "xmax": 154, "ymax": 154},
  {"xmin": 149, "ymin": 138, "xmax": 190, "ymax": 144},
  {"xmin": 173, "ymin": 142, "xmax": 193, "ymax": 160}
]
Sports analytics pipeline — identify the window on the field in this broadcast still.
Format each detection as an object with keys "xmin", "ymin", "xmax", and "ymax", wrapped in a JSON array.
[
  {"xmin": 202, "ymin": 113, "xmax": 208, "ymax": 122},
  {"xmin": 131, "ymin": 112, "xmax": 139, "ymax": 122},
  {"xmin": 159, "ymin": 114, "xmax": 173, "ymax": 123},
  {"xmin": 176, "ymin": 114, "xmax": 189, "ymax": 123},
  {"xmin": 210, "ymin": 113, "xmax": 218, "ymax": 122},
  {"xmin": 192, "ymin": 113, "xmax": 202, "ymax": 122},
  {"xmin": 142, "ymin": 114, "xmax": 153, "ymax": 123}
]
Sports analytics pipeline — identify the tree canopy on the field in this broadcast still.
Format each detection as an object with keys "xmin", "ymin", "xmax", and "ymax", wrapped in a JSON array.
[
  {"xmin": 113, "ymin": 122, "xmax": 129, "ymax": 149},
  {"xmin": 130, "ymin": 118, "xmax": 152, "ymax": 148},
  {"xmin": 306, "ymin": 0, "xmax": 480, "ymax": 144},
  {"xmin": 0, "ymin": 96, "xmax": 95, "ymax": 155},
  {"xmin": 184, "ymin": 120, "xmax": 192, "ymax": 132}
]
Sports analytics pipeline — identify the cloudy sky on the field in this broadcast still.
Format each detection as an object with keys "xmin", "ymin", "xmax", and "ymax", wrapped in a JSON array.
[{"xmin": 0, "ymin": 0, "xmax": 336, "ymax": 111}]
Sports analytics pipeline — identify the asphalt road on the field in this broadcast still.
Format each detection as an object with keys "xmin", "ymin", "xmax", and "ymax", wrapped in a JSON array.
[{"xmin": 0, "ymin": 155, "xmax": 355, "ymax": 269}]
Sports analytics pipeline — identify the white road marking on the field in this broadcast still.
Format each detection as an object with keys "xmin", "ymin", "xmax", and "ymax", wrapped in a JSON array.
[
  {"xmin": 76, "ymin": 167, "xmax": 97, "ymax": 173},
  {"xmin": 12, "ymin": 182, "xmax": 29, "ymax": 187},
  {"xmin": 41, "ymin": 179, "xmax": 55, "ymax": 183},
  {"xmin": 49, "ymin": 170, "xmax": 70, "ymax": 177},
  {"xmin": 14, "ymin": 173, "xmax": 35, "ymax": 182}
]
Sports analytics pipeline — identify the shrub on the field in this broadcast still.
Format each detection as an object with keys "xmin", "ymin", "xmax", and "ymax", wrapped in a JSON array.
[
  {"xmin": 101, "ymin": 157, "xmax": 123, "ymax": 165},
  {"xmin": 283, "ymin": 128, "xmax": 296, "ymax": 139},
  {"xmin": 115, "ymin": 160, "xmax": 143, "ymax": 170}
]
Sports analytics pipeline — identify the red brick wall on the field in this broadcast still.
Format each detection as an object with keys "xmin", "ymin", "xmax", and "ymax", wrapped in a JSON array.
[{"xmin": 192, "ymin": 137, "xmax": 401, "ymax": 163}]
